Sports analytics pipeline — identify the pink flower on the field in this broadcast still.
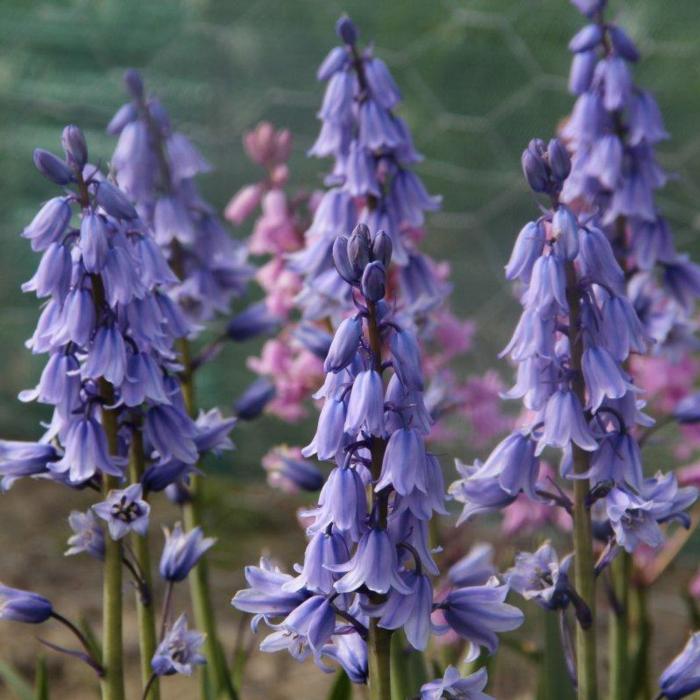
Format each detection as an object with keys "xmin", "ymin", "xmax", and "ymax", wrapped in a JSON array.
[
  {"xmin": 690, "ymin": 569, "xmax": 700, "ymax": 599},
  {"xmin": 243, "ymin": 122, "xmax": 292, "ymax": 168},
  {"xmin": 630, "ymin": 353, "xmax": 700, "ymax": 414},
  {"xmin": 249, "ymin": 190, "xmax": 301, "ymax": 255},
  {"xmin": 678, "ymin": 462, "xmax": 700, "ymax": 489},
  {"xmin": 256, "ymin": 259, "xmax": 302, "ymax": 318},
  {"xmin": 457, "ymin": 371, "xmax": 512, "ymax": 447},
  {"xmin": 430, "ymin": 311, "xmax": 475, "ymax": 367},
  {"xmin": 247, "ymin": 338, "xmax": 323, "ymax": 422},
  {"xmin": 224, "ymin": 183, "xmax": 263, "ymax": 225}
]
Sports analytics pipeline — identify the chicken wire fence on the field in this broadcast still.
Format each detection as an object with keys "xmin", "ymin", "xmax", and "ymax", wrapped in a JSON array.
[{"xmin": 1, "ymin": 0, "xmax": 700, "ymax": 468}]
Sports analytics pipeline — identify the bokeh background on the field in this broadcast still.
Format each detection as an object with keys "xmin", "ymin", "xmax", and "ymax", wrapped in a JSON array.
[{"xmin": 1, "ymin": 0, "xmax": 700, "ymax": 697}]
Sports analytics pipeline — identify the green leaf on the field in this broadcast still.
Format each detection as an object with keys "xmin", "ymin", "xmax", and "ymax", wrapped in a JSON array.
[
  {"xmin": 0, "ymin": 659, "xmax": 34, "ymax": 700},
  {"xmin": 33, "ymin": 657, "xmax": 49, "ymax": 700},
  {"xmin": 78, "ymin": 616, "xmax": 102, "ymax": 665},
  {"xmin": 537, "ymin": 610, "xmax": 575, "ymax": 700},
  {"xmin": 325, "ymin": 670, "xmax": 352, "ymax": 700},
  {"xmin": 390, "ymin": 632, "xmax": 428, "ymax": 700}
]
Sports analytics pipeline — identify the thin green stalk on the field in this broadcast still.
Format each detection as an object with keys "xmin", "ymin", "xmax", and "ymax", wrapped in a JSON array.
[
  {"xmin": 565, "ymin": 263, "xmax": 598, "ymax": 700},
  {"xmin": 629, "ymin": 585, "xmax": 653, "ymax": 700},
  {"xmin": 80, "ymin": 169, "xmax": 124, "ymax": 700},
  {"xmin": 366, "ymin": 299, "xmax": 392, "ymax": 700},
  {"xmin": 100, "ymin": 400, "xmax": 125, "ymax": 700},
  {"xmin": 609, "ymin": 553, "xmax": 630, "ymax": 700},
  {"xmin": 179, "ymin": 337, "xmax": 237, "ymax": 700},
  {"xmin": 129, "ymin": 429, "xmax": 160, "ymax": 700}
]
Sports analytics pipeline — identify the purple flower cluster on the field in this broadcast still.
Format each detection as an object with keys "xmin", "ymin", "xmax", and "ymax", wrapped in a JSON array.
[
  {"xmin": 5, "ymin": 125, "xmax": 191, "ymax": 488},
  {"xmin": 562, "ymin": 0, "xmax": 700, "ymax": 358},
  {"xmin": 450, "ymin": 137, "xmax": 697, "ymax": 556},
  {"xmin": 233, "ymin": 224, "xmax": 522, "ymax": 683},
  {"xmin": 291, "ymin": 15, "xmax": 444, "ymax": 320},
  {"xmin": 108, "ymin": 70, "xmax": 253, "ymax": 328},
  {"xmin": 1, "ymin": 126, "xmax": 236, "ymax": 501},
  {"xmin": 0, "ymin": 124, "xmax": 237, "ymax": 686}
]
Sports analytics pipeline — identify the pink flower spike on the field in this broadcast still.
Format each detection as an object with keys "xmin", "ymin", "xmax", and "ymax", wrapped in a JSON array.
[{"xmin": 225, "ymin": 183, "xmax": 263, "ymax": 225}]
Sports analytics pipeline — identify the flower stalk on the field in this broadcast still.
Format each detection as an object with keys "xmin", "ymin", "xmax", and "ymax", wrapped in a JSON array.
[
  {"xmin": 564, "ymin": 262, "xmax": 598, "ymax": 700},
  {"xmin": 179, "ymin": 337, "xmax": 238, "ymax": 700},
  {"xmin": 129, "ymin": 428, "xmax": 160, "ymax": 700}
]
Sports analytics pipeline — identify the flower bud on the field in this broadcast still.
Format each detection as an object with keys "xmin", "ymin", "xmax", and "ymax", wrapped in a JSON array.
[
  {"xmin": 324, "ymin": 316, "xmax": 362, "ymax": 373},
  {"xmin": 521, "ymin": 144, "xmax": 549, "ymax": 193},
  {"xmin": 226, "ymin": 301, "xmax": 279, "ymax": 341},
  {"xmin": 552, "ymin": 205, "xmax": 580, "ymax": 260},
  {"xmin": 335, "ymin": 15, "xmax": 358, "ymax": 45},
  {"xmin": 0, "ymin": 585, "xmax": 53, "ymax": 624},
  {"xmin": 95, "ymin": 181, "xmax": 137, "ymax": 220},
  {"xmin": 361, "ymin": 261, "xmax": 386, "ymax": 302},
  {"xmin": 371, "ymin": 230, "xmax": 393, "ymax": 267},
  {"xmin": 33, "ymin": 149, "xmax": 73, "ymax": 185},
  {"xmin": 547, "ymin": 139, "xmax": 571, "ymax": 182},
  {"xmin": 61, "ymin": 125, "xmax": 88, "ymax": 169},
  {"xmin": 123, "ymin": 68, "xmax": 144, "ymax": 99},
  {"xmin": 332, "ymin": 235, "xmax": 357, "ymax": 284},
  {"xmin": 234, "ymin": 377, "xmax": 276, "ymax": 421},
  {"xmin": 293, "ymin": 324, "xmax": 333, "ymax": 360},
  {"xmin": 348, "ymin": 223, "xmax": 371, "ymax": 275}
]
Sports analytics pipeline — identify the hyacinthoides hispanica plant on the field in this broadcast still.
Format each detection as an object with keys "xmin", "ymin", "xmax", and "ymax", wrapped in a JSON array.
[
  {"xmin": 107, "ymin": 69, "xmax": 257, "ymax": 699},
  {"xmin": 450, "ymin": 137, "xmax": 698, "ymax": 700},
  {"xmin": 225, "ymin": 16, "xmax": 507, "ymax": 489},
  {"xmin": 0, "ymin": 126, "xmax": 238, "ymax": 700},
  {"xmin": 292, "ymin": 15, "xmax": 509, "ymax": 438},
  {"xmin": 562, "ymin": 0, "xmax": 700, "ymax": 695},
  {"xmin": 232, "ymin": 224, "xmax": 525, "ymax": 700}
]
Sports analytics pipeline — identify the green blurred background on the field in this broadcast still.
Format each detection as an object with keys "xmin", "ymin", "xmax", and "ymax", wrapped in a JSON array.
[{"xmin": 1, "ymin": 0, "xmax": 700, "ymax": 477}]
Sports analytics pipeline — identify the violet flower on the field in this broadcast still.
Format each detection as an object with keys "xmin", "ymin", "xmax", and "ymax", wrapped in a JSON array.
[
  {"xmin": 159, "ymin": 523, "xmax": 216, "ymax": 583},
  {"xmin": 151, "ymin": 614, "xmax": 206, "ymax": 676},
  {"xmin": 659, "ymin": 633, "xmax": 700, "ymax": 700},
  {"xmin": 93, "ymin": 484, "xmax": 151, "ymax": 540},
  {"xmin": 0, "ymin": 585, "xmax": 53, "ymax": 624},
  {"xmin": 420, "ymin": 666, "xmax": 493, "ymax": 700}
]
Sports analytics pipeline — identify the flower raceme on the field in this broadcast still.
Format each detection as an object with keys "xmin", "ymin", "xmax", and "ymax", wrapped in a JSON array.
[
  {"xmin": 451, "ymin": 137, "xmax": 697, "ymax": 559},
  {"xmin": 232, "ymin": 224, "xmax": 523, "ymax": 689}
]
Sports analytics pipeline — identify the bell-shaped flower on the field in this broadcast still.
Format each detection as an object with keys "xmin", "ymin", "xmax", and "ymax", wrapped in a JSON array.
[
  {"xmin": 151, "ymin": 614, "xmax": 205, "ymax": 677},
  {"xmin": 658, "ymin": 633, "xmax": 700, "ymax": 700},
  {"xmin": 344, "ymin": 370, "xmax": 385, "ymax": 437},
  {"xmin": 0, "ymin": 585, "xmax": 53, "ymax": 624},
  {"xmin": 438, "ymin": 580, "xmax": 524, "ymax": 655},
  {"xmin": 330, "ymin": 528, "xmax": 412, "ymax": 595},
  {"xmin": 376, "ymin": 427, "xmax": 427, "ymax": 496},
  {"xmin": 582, "ymin": 346, "xmax": 634, "ymax": 411},
  {"xmin": 65, "ymin": 509, "xmax": 105, "ymax": 559},
  {"xmin": 282, "ymin": 596, "xmax": 337, "ymax": 653},
  {"xmin": 144, "ymin": 404, "xmax": 198, "ymax": 463},
  {"xmin": 536, "ymin": 389, "xmax": 598, "ymax": 455},
  {"xmin": 51, "ymin": 416, "xmax": 123, "ymax": 483},
  {"xmin": 303, "ymin": 397, "xmax": 347, "ymax": 461},
  {"xmin": 159, "ymin": 523, "xmax": 216, "ymax": 583},
  {"xmin": 232, "ymin": 558, "xmax": 309, "ymax": 625},
  {"xmin": 377, "ymin": 571, "xmax": 433, "ymax": 650},
  {"xmin": 93, "ymin": 483, "xmax": 150, "ymax": 540},
  {"xmin": 285, "ymin": 528, "xmax": 349, "ymax": 594},
  {"xmin": 420, "ymin": 666, "xmax": 493, "ymax": 700}
]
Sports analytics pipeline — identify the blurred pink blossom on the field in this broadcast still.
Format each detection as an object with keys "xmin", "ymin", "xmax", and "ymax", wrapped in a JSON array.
[{"xmin": 247, "ymin": 337, "xmax": 323, "ymax": 422}]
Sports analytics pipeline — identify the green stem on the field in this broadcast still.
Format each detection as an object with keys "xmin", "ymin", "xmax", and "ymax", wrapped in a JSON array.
[
  {"xmin": 100, "ymin": 394, "xmax": 125, "ymax": 700},
  {"xmin": 366, "ymin": 300, "xmax": 393, "ymax": 700},
  {"xmin": 368, "ymin": 624, "xmax": 392, "ymax": 700},
  {"xmin": 609, "ymin": 553, "xmax": 630, "ymax": 700},
  {"xmin": 629, "ymin": 585, "xmax": 653, "ymax": 700},
  {"xmin": 129, "ymin": 429, "xmax": 160, "ymax": 700},
  {"xmin": 179, "ymin": 337, "xmax": 237, "ymax": 700},
  {"xmin": 565, "ymin": 263, "xmax": 598, "ymax": 700}
]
